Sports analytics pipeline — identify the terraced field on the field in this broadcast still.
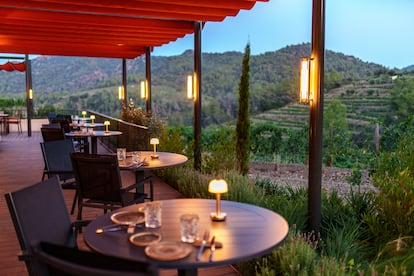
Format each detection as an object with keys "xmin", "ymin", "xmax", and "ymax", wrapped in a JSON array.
[{"xmin": 251, "ymin": 80, "xmax": 393, "ymax": 131}]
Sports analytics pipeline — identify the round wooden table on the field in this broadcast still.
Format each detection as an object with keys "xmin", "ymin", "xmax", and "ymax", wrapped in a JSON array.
[
  {"xmin": 119, "ymin": 151, "xmax": 188, "ymax": 198},
  {"xmin": 84, "ymin": 199, "xmax": 289, "ymax": 276}
]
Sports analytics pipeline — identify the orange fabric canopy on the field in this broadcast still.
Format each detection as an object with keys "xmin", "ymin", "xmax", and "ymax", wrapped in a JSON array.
[{"xmin": 0, "ymin": 0, "xmax": 267, "ymax": 59}]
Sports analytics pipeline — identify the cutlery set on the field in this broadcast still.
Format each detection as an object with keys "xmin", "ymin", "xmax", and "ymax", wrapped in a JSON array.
[{"xmin": 196, "ymin": 231, "xmax": 216, "ymax": 262}]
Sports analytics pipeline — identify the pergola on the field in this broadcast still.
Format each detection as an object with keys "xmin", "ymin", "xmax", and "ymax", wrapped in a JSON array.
[{"xmin": 0, "ymin": 0, "xmax": 326, "ymax": 233}]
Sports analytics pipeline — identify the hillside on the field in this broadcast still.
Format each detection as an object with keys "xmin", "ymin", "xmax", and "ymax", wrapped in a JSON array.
[{"xmin": 0, "ymin": 44, "xmax": 390, "ymax": 126}]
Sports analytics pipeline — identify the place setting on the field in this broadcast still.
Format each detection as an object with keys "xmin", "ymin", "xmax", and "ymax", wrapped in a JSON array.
[{"xmin": 92, "ymin": 201, "xmax": 222, "ymax": 262}]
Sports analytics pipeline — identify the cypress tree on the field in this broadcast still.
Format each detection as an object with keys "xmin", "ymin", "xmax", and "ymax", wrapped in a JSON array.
[{"xmin": 236, "ymin": 43, "xmax": 251, "ymax": 175}]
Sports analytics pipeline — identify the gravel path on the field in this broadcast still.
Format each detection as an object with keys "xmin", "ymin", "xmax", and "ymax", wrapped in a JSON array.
[{"xmin": 249, "ymin": 162, "xmax": 376, "ymax": 197}]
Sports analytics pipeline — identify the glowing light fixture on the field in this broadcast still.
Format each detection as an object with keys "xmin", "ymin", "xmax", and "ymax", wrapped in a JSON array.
[
  {"xmin": 82, "ymin": 110, "xmax": 86, "ymax": 118},
  {"xmin": 150, "ymin": 138, "xmax": 159, "ymax": 159},
  {"xmin": 104, "ymin": 121, "xmax": 110, "ymax": 133},
  {"xmin": 208, "ymin": 179, "xmax": 228, "ymax": 221},
  {"xmin": 186, "ymin": 73, "xmax": 197, "ymax": 100},
  {"xmin": 90, "ymin": 115, "xmax": 95, "ymax": 124},
  {"xmin": 300, "ymin": 57, "xmax": 311, "ymax": 104},
  {"xmin": 118, "ymin": 86, "xmax": 125, "ymax": 100},
  {"xmin": 29, "ymin": 89, "xmax": 33, "ymax": 100},
  {"xmin": 140, "ymin": 80, "xmax": 148, "ymax": 99}
]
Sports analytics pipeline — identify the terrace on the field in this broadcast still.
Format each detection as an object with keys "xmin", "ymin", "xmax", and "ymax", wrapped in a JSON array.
[{"xmin": 0, "ymin": 130, "xmax": 240, "ymax": 275}]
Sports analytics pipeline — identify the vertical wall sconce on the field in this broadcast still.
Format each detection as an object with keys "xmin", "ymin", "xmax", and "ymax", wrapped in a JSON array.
[
  {"xmin": 29, "ymin": 89, "xmax": 33, "ymax": 100},
  {"xmin": 118, "ymin": 86, "xmax": 125, "ymax": 100},
  {"xmin": 140, "ymin": 80, "xmax": 148, "ymax": 99},
  {"xmin": 186, "ymin": 73, "xmax": 197, "ymax": 100},
  {"xmin": 299, "ymin": 57, "xmax": 311, "ymax": 104}
]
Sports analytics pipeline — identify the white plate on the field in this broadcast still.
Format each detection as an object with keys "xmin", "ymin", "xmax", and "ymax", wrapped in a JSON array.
[
  {"xmin": 110, "ymin": 210, "xmax": 145, "ymax": 225},
  {"xmin": 145, "ymin": 241, "xmax": 192, "ymax": 261}
]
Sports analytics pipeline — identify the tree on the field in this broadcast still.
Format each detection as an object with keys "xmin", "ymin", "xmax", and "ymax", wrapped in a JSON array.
[
  {"xmin": 323, "ymin": 99, "xmax": 352, "ymax": 167},
  {"xmin": 236, "ymin": 43, "xmax": 251, "ymax": 175}
]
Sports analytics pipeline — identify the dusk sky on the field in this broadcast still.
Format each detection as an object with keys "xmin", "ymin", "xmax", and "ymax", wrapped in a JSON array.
[{"xmin": 153, "ymin": 0, "xmax": 414, "ymax": 69}]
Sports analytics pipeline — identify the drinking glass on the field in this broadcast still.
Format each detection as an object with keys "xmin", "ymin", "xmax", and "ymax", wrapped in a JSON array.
[
  {"xmin": 180, "ymin": 213, "xmax": 199, "ymax": 243},
  {"xmin": 144, "ymin": 202, "xmax": 162, "ymax": 228}
]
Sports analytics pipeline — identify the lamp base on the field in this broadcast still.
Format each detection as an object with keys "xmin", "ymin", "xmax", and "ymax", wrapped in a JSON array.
[
  {"xmin": 210, "ymin": 212, "xmax": 227, "ymax": 221},
  {"xmin": 151, "ymin": 154, "xmax": 159, "ymax": 159}
]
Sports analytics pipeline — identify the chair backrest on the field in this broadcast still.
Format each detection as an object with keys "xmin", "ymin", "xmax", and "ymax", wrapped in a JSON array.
[
  {"xmin": 41, "ymin": 127, "xmax": 66, "ymax": 142},
  {"xmin": 71, "ymin": 153, "xmax": 123, "ymax": 203},
  {"xmin": 41, "ymin": 140, "xmax": 75, "ymax": 181},
  {"xmin": 41, "ymin": 123, "xmax": 62, "ymax": 129},
  {"xmin": 4, "ymin": 177, "xmax": 76, "ymax": 274},
  {"xmin": 31, "ymin": 242, "xmax": 158, "ymax": 276}
]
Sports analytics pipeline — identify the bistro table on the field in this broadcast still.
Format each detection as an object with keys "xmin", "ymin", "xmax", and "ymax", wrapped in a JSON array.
[
  {"xmin": 119, "ymin": 151, "xmax": 188, "ymax": 197},
  {"xmin": 84, "ymin": 198, "xmax": 289, "ymax": 276},
  {"xmin": 65, "ymin": 130, "xmax": 122, "ymax": 154}
]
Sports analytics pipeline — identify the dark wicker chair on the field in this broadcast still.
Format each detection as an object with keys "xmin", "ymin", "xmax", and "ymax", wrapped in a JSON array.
[
  {"xmin": 4, "ymin": 176, "xmax": 88, "ymax": 276},
  {"xmin": 41, "ymin": 127, "xmax": 66, "ymax": 142},
  {"xmin": 31, "ymin": 241, "xmax": 158, "ymax": 276},
  {"xmin": 41, "ymin": 139, "xmax": 78, "ymax": 214},
  {"xmin": 71, "ymin": 153, "xmax": 152, "ymax": 220}
]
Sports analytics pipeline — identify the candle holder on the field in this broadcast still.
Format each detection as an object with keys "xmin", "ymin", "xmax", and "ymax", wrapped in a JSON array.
[
  {"xmin": 208, "ymin": 179, "xmax": 228, "ymax": 221},
  {"xmin": 104, "ymin": 121, "xmax": 110, "ymax": 133},
  {"xmin": 150, "ymin": 138, "xmax": 159, "ymax": 159}
]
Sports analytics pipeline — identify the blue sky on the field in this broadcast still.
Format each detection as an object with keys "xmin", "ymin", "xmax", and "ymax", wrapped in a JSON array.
[{"xmin": 153, "ymin": 0, "xmax": 414, "ymax": 69}]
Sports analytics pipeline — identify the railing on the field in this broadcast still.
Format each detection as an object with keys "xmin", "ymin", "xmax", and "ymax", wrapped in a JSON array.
[{"xmin": 87, "ymin": 110, "xmax": 151, "ymax": 153}]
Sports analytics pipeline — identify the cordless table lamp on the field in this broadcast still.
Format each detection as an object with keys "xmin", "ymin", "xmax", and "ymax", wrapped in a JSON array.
[{"xmin": 208, "ymin": 179, "xmax": 228, "ymax": 221}]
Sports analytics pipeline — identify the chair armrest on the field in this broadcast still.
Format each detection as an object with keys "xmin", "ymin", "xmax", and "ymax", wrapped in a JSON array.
[{"xmin": 122, "ymin": 176, "xmax": 153, "ymax": 193}]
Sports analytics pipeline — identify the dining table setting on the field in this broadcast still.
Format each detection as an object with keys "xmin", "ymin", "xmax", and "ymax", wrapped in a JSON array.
[{"xmin": 84, "ymin": 198, "xmax": 289, "ymax": 276}]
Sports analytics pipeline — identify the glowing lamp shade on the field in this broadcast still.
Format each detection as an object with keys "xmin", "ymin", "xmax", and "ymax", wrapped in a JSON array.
[
  {"xmin": 90, "ymin": 115, "xmax": 95, "ymax": 124},
  {"xmin": 208, "ymin": 179, "xmax": 228, "ymax": 221},
  {"xmin": 150, "ymin": 138, "xmax": 159, "ymax": 159},
  {"xmin": 104, "ymin": 120, "xmax": 110, "ymax": 132},
  {"xmin": 82, "ymin": 111, "xmax": 86, "ymax": 118},
  {"xmin": 300, "ymin": 57, "xmax": 310, "ymax": 104},
  {"xmin": 29, "ymin": 89, "xmax": 33, "ymax": 100}
]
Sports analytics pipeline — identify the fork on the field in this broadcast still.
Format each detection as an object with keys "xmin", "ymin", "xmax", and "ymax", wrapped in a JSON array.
[{"xmin": 196, "ymin": 230, "xmax": 209, "ymax": 261}]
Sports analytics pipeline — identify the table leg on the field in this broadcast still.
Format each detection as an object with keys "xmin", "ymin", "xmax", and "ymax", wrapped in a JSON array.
[
  {"xmin": 135, "ymin": 171, "xmax": 146, "ymax": 195},
  {"xmin": 178, "ymin": 269, "xmax": 197, "ymax": 276},
  {"xmin": 91, "ymin": 136, "xmax": 97, "ymax": 154}
]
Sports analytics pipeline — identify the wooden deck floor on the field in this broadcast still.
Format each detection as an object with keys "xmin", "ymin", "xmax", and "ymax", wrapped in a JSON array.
[{"xmin": 0, "ymin": 132, "xmax": 240, "ymax": 276}]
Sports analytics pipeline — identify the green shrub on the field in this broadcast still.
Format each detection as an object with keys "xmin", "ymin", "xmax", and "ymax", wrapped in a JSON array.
[{"xmin": 369, "ymin": 132, "xmax": 414, "ymax": 243}]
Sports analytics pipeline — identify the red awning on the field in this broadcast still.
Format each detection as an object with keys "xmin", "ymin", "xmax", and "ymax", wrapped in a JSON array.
[
  {"xmin": 0, "ymin": 61, "xmax": 26, "ymax": 72},
  {"xmin": 0, "ymin": 0, "xmax": 267, "ymax": 59}
]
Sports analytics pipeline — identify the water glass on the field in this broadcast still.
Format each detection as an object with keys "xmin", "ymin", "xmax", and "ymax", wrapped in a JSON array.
[
  {"xmin": 180, "ymin": 214, "xmax": 199, "ymax": 243},
  {"xmin": 144, "ymin": 202, "xmax": 162, "ymax": 228},
  {"xmin": 117, "ymin": 148, "xmax": 126, "ymax": 161},
  {"xmin": 132, "ymin": 151, "xmax": 141, "ymax": 164}
]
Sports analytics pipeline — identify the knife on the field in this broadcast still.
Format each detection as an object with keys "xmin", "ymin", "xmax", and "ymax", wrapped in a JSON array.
[
  {"xmin": 196, "ymin": 230, "xmax": 209, "ymax": 261},
  {"xmin": 209, "ymin": 235, "xmax": 216, "ymax": 262}
]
